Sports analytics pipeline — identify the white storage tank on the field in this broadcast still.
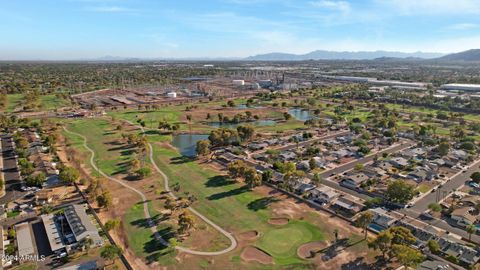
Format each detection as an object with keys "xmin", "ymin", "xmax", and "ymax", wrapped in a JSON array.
[{"xmin": 232, "ymin": 80, "xmax": 245, "ymax": 86}]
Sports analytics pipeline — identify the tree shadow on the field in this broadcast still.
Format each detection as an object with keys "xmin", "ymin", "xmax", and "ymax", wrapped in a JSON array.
[
  {"xmin": 340, "ymin": 257, "xmax": 378, "ymax": 270},
  {"xmin": 130, "ymin": 213, "xmax": 163, "ymax": 229},
  {"xmin": 207, "ymin": 185, "xmax": 250, "ymax": 200},
  {"xmin": 145, "ymin": 247, "xmax": 175, "ymax": 264},
  {"xmin": 204, "ymin": 175, "xmax": 236, "ymax": 188},
  {"xmin": 170, "ymin": 156, "xmax": 193, "ymax": 164},
  {"xmin": 247, "ymin": 196, "xmax": 280, "ymax": 211}
]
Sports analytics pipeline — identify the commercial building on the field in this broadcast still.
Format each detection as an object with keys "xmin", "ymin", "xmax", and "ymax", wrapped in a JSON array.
[
  {"xmin": 440, "ymin": 83, "xmax": 480, "ymax": 92},
  {"xmin": 319, "ymin": 75, "xmax": 429, "ymax": 89},
  {"xmin": 15, "ymin": 222, "xmax": 35, "ymax": 257},
  {"xmin": 42, "ymin": 214, "xmax": 66, "ymax": 254},
  {"xmin": 42, "ymin": 204, "xmax": 104, "ymax": 254},
  {"xmin": 63, "ymin": 204, "xmax": 103, "ymax": 247}
]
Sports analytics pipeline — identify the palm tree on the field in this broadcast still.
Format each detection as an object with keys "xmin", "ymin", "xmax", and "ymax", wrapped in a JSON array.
[
  {"xmin": 466, "ymin": 224, "xmax": 476, "ymax": 242},
  {"xmin": 356, "ymin": 211, "xmax": 374, "ymax": 240},
  {"xmin": 186, "ymin": 114, "xmax": 192, "ymax": 134}
]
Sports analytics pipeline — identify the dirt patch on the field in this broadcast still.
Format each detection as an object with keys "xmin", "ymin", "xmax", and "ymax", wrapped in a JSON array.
[
  {"xmin": 240, "ymin": 246, "xmax": 273, "ymax": 265},
  {"xmin": 239, "ymin": 230, "xmax": 259, "ymax": 241},
  {"xmin": 268, "ymin": 217, "xmax": 289, "ymax": 225},
  {"xmin": 297, "ymin": 241, "xmax": 329, "ymax": 259}
]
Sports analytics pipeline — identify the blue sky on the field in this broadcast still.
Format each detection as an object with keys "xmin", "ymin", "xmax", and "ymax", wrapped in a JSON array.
[{"xmin": 1, "ymin": 0, "xmax": 480, "ymax": 60}]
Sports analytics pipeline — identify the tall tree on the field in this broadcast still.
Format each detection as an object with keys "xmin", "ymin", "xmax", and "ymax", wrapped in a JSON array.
[
  {"xmin": 392, "ymin": 244, "xmax": 425, "ymax": 269},
  {"xmin": 100, "ymin": 245, "xmax": 122, "ymax": 265},
  {"xmin": 356, "ymin": 211, "xmax": 374, "ymax": 239}
]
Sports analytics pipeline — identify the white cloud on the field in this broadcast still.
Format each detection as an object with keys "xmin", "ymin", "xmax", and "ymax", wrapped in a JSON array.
[
  {"xmin": 447, "ymin": 23, "xmax": 479, "ymax": 30},
  {"xmin": 87, "ymin": 6, "xmax": 134, "ymax": 13},
  {"xmin": 309, "ymin": 0, "xmax": 351, "ymax": 14},
  {"xmin": 381, "ymin": 0, "xmax": 480, "ymax": 15}
]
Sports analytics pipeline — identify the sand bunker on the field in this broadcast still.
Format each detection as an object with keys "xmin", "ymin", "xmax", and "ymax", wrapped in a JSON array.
[
  {"xmin": 239, "ymin": 230, "xmax": 259, "ymax": 240},
  {"xmin": 268, "ymin": 217, "xmax": 289, "ymax": 225},
  {"xmin": 297, "ymin": 241, "xmax": 329, "ymax": 259},
  {"xmin": 241, "ymin": 246, "xmax": 273, "ymax": 265}
]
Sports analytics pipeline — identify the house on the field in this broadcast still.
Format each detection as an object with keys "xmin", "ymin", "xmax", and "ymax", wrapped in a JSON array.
[
  {"xmin": 279, "ymin": 151, "xmax": 297, "ymax": 161},
  {"xmin": 247, "ymin": 143, "xmax": 268, "ymax": 151},
  {"xmin": 450, "ymin": 207, "xmax": 477, "ymax": 226},
  {"xmin": 450, "ymin": 150, "xmax": 468, "ymax": 161},
  {"xmin": 390, "ymin": 157, "xmax": 409, "ymax": 169},
  {"xmin": 332, "ymin": 149, "xmax": 352, "ymax": 159},
  {"xmin": 296, "ymin": 160, "xmax": 310, "ymax": 171},
  {"xmin": 290, "ymin": 178, "xmax": 316, "ymax": 194},
  {"xmin": 369, "ymin": 208, "xmax": 398, "ymax": 230},
  {"xmin": 336, "ymin": 135, "xmax": 353, "ymax": 144},
  {"xmin": 417, "ymin": 260, "xmax": 453, "ymax": 270},
  {"xmin": 216, "ymin": 153, "xmax": 239, "ymax": 164},
  {"xmin": 311, "ymin": 156, "xmax": 326, "ymax": 168},
  {"xmin": 309, "ymin": 186, "xmax": 340, "ymax": 204},
  {"xmin": 35, "ymin": 189, "xmax": 54, "ymax": 205},
  {"xmin": 341, "ymin": 172, "xmax": 369, "ymax": 189},
  {"xmin": 402, "ymin": 148, "xmax": 426, "ymax": 159},
  {"xmin": 438, "ymin": 238, "xmax": 480, "ymax": 266},
  {"xmin": 331, "ymin": 195, "xmax": 364, "ymax": 216},
  {"xmin": 263, "ymin": 139, "xmax": 279, "ymax": 145},
  {"xmin": 252, "ymin": 153, "xmax": 268, "ymax": 162},
  {"xmin": 460, "ymin": 196, "xmax": 480, "ymax": 207},
  {"xmin": 376, "ymin": 161, "xmax": 393, "ymax": 172},
  {"xmin": 407, "ymin": 168, "xmax": 437, "ymax": 182}
]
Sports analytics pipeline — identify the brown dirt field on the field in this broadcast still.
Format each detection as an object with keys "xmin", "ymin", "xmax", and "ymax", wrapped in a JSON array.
[
  {"xmin": 267, "ymin": 217, "xmax": 289, "ymax": 225},
  {"xmin": 297, "ymin": 241, "xmax": 329, "ymax": 259},
  {"xmin": 238, "ymin": 230, "xmax": 259, "ymax": 241},
  {"xmin": 240, "ymin": 246, "xmax": 274, "ymax": 265}
]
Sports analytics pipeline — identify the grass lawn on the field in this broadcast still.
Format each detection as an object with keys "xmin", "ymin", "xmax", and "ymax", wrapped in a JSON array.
[
  {"xmin": 108, "ymin": 108, "xmax": 182, "ymax": 125},
  {"xmin": 39, "ymin": 94, "xmax": 70, "ymax": 110},
  {"xmin": 416, "ymin": 183, "xmax": 433, "ymax": 193},
  {"xmin": 257, "ymin": 119, "xmax": 306, "ymax": 133},
  {"xmin": 123, "ymin": 202, "xmax": 176, "ymax": 265},
  {"xmin": 65, "ymin": 118, "xmax": 138, "ymax": 175},
  {"xmin": 7, "ymin": 210, "xmax": 21, "ymax": 218},
  {"xmin": 256, "ymin": 220, "xmax": 324, "ymax": 265},
  {"xmin": 4, "ymin": 94, "xmax": 70, "ymax": 112},
  {"xmin": 10, "ymin": 263, "xmax": 38, "ymax": 270},
  {"xmin": 5, "ymin": 94, "xmax": 23, "ymax": 112},
  {"xmin": 150, "ymin": 141, "xmax": 329, "ymax": 266}
]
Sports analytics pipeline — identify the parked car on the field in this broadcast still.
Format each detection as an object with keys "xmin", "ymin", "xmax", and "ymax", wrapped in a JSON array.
[{"xmin": 468, "ymin": 181, "xmax": 480, "ymax": 189}]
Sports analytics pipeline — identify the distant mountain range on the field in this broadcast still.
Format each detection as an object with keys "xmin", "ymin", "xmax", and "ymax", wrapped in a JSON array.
[
  {"xmin": 436, "ymin": 49, "xmax": 480, "ymax": 62},
  {"xmin": 84, "ymin": 49, "xmax": 480, "ymax": 62},
  {"xmin": 245, "ymin": 50, "xmax": 445, "ymax": 61}
]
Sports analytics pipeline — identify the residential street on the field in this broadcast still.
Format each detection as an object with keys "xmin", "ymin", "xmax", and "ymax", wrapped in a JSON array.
[
  {"xmin": 0, "ymin": 134, "xmax": 25, "ymax": 204},
  {"xmin": 317, "ymin": 141, "xmax": 416, "ymax": 200}
]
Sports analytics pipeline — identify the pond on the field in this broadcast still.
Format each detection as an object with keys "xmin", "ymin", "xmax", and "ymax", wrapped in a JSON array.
[
  {"xmin": 171, "ymin": 134, "xmax": 210, "ymax": 157},
  {"xmin": 288, "ymin": 108, "xmax": 313, "ymax": 121},
  {"xmin": 208, "ymin": 120, "xmax": 276, "ymax": 129},
  {"xmin": 236, "ymin": 104, "xmax": 263, "ymax": 109}
]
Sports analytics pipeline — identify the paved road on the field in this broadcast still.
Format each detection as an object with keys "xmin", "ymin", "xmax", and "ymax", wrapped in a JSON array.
[
  {"xmin": 399, "ymin": 159, "xmax": 480, "ymax": 244},
  {"xmin": 0, "ymin": 135, "xmax": 25, "ymax": 204},
  {"xmin": 408, "ymin": 159, "xmax": 480, "ymax": 214}
]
